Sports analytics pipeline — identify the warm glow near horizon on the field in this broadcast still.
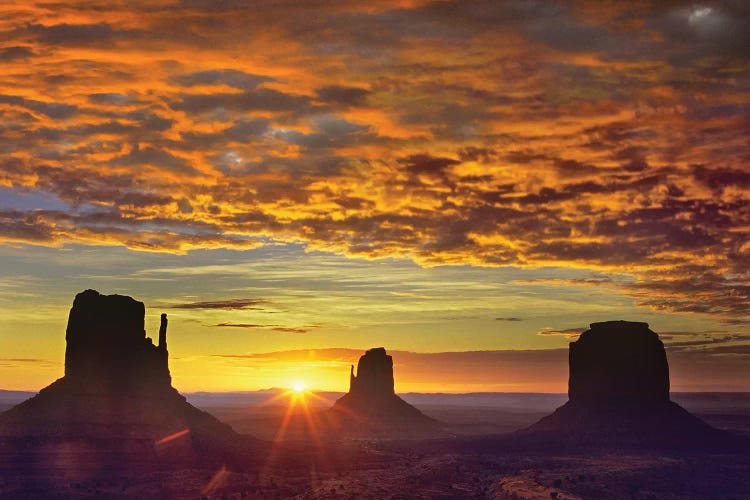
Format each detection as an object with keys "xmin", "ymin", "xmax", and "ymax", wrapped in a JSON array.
[{"xmin": 0, "ymin": 0, "xmax": 748, "ymax": 394}]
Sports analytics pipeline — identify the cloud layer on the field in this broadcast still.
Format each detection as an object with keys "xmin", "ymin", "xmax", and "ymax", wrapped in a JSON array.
[{"xmin": 0, "ymin": 1, "xmax": 748, "ymax": 321}]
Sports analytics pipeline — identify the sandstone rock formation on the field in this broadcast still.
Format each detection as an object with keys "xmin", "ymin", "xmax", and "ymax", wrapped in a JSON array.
[
  {"xmin": 568, "ymin": 321, "xmax": 669, "ymax": 406},
  {"xmin": 348, "ymin": 347, "xmax": 396, "ymax": 398},
  {"xmin": 329, "ymin": 348, "xmax": 438, "ymax": 433},
  {"xmin": 64, "ymin": 290, "xmax": 171, "ymax": 391},
  {"xmin": 525, "ymin": 320, "xmax": 724, "ymax": 448},
  {"xmin": 0, "ymin": 290, "xmax": 253, "ymax": 475}
]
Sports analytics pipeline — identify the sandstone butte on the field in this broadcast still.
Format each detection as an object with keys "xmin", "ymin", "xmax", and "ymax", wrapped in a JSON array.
[
  {"xmin": 0, "ymin": 290, "xmax": 253, "ymax": 474},
  {"xmin": 525, "ymin": 320, "xmax": 726, "ymax": 449},
  {"xmin": 329, "ymin": 347, "xmax": 439, "ymax": 432}
]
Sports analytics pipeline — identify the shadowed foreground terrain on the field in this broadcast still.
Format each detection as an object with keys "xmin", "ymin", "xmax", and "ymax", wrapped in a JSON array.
[
  {"xmin": 0, "ymin": 293, "xmax": 748, "ymax": 498},
  {"xmin": 0, "ymin": 410, "xmax": 748, "ymax": 499}
]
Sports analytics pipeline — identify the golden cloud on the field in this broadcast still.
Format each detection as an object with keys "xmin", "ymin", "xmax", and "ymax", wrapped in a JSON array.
[{"xmin": 0, "ymin": 0, "xmax": 748, "ymax": 320}]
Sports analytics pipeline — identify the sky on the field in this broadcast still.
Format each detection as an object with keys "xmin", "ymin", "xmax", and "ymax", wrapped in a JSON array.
[{"xmin": 0, "ymin": 0, "xmax": 748, "ymax": 393}]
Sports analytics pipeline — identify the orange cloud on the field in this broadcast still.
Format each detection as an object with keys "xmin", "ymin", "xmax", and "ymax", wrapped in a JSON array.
[{"xmin": 0, "ymin": 0, "xmax": 748, "ymax": 322}]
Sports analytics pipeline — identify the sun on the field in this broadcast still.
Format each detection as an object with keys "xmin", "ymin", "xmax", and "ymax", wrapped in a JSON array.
[{"xmin": 292, "ymin": 382, "xmax": 306, "ymax": 393}]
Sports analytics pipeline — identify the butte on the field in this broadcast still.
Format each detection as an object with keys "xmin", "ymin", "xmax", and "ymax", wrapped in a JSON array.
[
  {"xmin": 327, "ymin": 347, "xmax": 440, "ymax": 435},
  {"xmin": 523, "ymin": 320, "xmax": 731, "ymax": 450},
  {"xmin": 0, "ymin": 289, "xmax": 255, "ymax": 476}
]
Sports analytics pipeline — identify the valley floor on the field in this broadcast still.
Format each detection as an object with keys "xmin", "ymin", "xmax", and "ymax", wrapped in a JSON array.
[{"xmin": 1, "ymin": 392, "xmax": 748, "ymax": 499}]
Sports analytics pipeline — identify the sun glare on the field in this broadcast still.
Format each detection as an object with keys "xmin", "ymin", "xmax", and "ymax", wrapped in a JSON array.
[{"xmin": 292, "ymin": 382, "xmax": 306, "ymax": 393}]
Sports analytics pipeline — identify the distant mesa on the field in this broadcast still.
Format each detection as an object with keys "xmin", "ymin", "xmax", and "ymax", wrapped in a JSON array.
[
  {"xmin": 568, "ymin": 321, "xmax": 669, "ymax": 405},
  {"xmin": 328, "ymin": 347, "xmax": 439, "ymax": 433},
  {"xmin": 0, "ymin": 289, "xmax": 253, "ymax": 475},
  {"xmin": 348, "ymin": 347, "xmax": 396, "ymax": 400},
  {"xmin": 524, "ymin": 320, "xmax": 728, "ymax": 449}
]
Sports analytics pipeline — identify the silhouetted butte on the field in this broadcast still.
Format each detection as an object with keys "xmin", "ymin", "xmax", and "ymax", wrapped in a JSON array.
[
  {"xmin": 329, "ymin": 347, "xmax": 439, "ymax": 433},
  {"xmin": 0, "ymin": 290, "xmax": 253, "ymax": 475},
  {"xmin": 64, "ymin": 290, "xmax": 170, "ymax": 391},
  {"xmin": 524, "ymin": 321, "xmax": 729, "ymax": 449}
]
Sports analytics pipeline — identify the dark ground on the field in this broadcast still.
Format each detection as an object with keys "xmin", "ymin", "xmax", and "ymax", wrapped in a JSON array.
[{"xmin": 0, "ymin": 391, "xmax": 748, "ymax": 499}]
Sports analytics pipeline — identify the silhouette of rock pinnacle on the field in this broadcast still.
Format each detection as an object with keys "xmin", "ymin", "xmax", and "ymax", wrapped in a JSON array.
[{"xmin": 349, "ymin": 347, "xmax": 395, "ymax": 397}]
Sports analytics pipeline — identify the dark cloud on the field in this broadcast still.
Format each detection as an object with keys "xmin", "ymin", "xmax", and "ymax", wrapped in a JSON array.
[
  {"xmin": 179, "ymin": 118, "xmax": 271, "ymax": 150},
  {"xmin": 651, "ymin": 3, "xmax": 750, "ymax": 59},
  {"xmin": 529, "ymin": 241, "xmax": 650, "ymax": 266},
  {"xmin": 315, "ymin": 85, "xmax": 371, "ymax": 106},
  {"xmin": 124, "ymin": 110, "xmax": 175, "ymax": 132},
  {"xmin": 0, "ymin": 357, "xmax": 57, "ymax": 367},
  {"xmin": 88, "ymin": 93, "xmax": 134, "ymax": 105},
  {"xmin": 399, "ymin": 154, "xmax": 460, "ymax": 174},
  {"xmin": 0, "ymin": 95, "xmax": 78, "ymax": 119},
  {"xmin": 213, "ymin": 323, "xmax": 275, "ymax": 328},
  {"xmin": 22, "ymin": 23, "xmax": 127, "ymax": 47},
  {"xmin": 169, "ymin": 298, "xmax": 267, "ymax": 310},
  {"xmin": 665, "ymin": 334, "xmax": 750, "ymax": 350},
  {"xmin": 273, "ymin": 116, "xmax": 374, "ymax": 150},
  {"xmin": 524, "ymin": 14, "xmax": 625, "ymax": 55},
  {"xmin": 0, "ymin": 46, "xmax": 34, "ymax": 61},
  {"xmin": 553, "ymin": 158, "xmax": 602, "ymax": 179},
  {"xmin": 625, "ymin": 272, "xmax": 750, "ymax": 317},
  {"xmin": 210, "ymin": 323, "xmax": 311, "ymax": 333},
  {"xmin": 515, "ymin": 278, "xmax": 614, "ymax": 287},
  {"xmin": 658, "ymin": 330, "xmax": 731, "ymax": 338},
  {"xmin": 722, "ymin": 318, "xmax": 750, "ymax": 326},
  {"xmin": 457, "ymin": 146, "xmax": 498, "ymax": 163},
  {"xmin": 694, "ymin": 344, "xmax": 750, "ymax": 356},
  {"xmin": 170, "ymin": 88, "xmax": 311, "ymax": 114},
  {"xmin": 0, "ymin": 210, "xmax": 54, "ymax": 243},
  {"xmin": 0, "ymin": 208, "xmax": 246, "ymax": 254},
  {"xmin": 176, "ymin": 198, "xmax": 193, "ymax": 214},
  {"xmin": 495, "ymin": 317, "xmax": 523, "ymax": 321},
  {"xmin": 9, "ymin": 164, "xmax": 175, "ymax": 209},
  {"xmin": 225, "ymin": 118, "xmax": 271, "ymax": 141},
  {"xmin": 169, "ymin": 69, "xmax": 274, "ymax": 89},
  {"xmin": 537, "ymin": 327, "xmax": 586, "ymax": 338},
  {"xmin": 110, "ymin": 144, "xmax": 197, "ymax": 175},
  {"xmin": 692, "ymin": 165, "xmax": 750, "ymax": 193},
  {"xmin": 271, "ymin": 327, "xmax": 310, "ymax": 334}
]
